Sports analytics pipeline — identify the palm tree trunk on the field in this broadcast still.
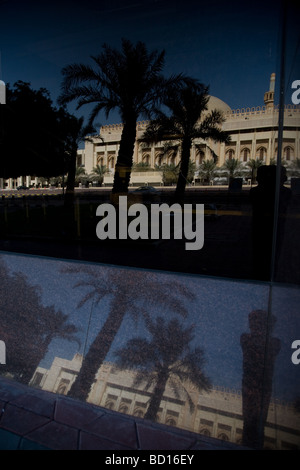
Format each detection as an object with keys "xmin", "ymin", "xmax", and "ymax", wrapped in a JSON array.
[
  {"xmin": 63, "ymin": 148, "xmax": 77, "ymax": 237},
  {"xmin": 64, "ymin": 148, "xmax": 77, "ymax": 206},
  {"xmin": 68, "ymin": 298, "xmax": 128, "ymax": 401},
  {"xmin": 144, "ymin": 368, "xmax": 169, "ymax": 421},
  {"xmin": 112, "ymin": 119, "xmax": 137, "ymax": 195},
  {"xmin": 175, "ymin": 138, "xmax": 191, "ymax": 203}
]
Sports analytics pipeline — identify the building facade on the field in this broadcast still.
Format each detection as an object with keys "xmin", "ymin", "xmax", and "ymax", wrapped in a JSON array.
[
  {"xmin": 1, "ymin": 74, "xmax": 299, "ymax": 190},
  {"xmin": 30, "ymin": 353, "xmax": 300, "ymax": 450},
  {"xmin": 77, "ymin": 73, "xmax": 300, "ymax": 187}
]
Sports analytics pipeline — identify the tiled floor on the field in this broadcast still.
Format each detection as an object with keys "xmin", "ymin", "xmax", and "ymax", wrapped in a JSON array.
[{"xmin": 0, "ymin": 376, "xmax": 249, "ymax": 451}]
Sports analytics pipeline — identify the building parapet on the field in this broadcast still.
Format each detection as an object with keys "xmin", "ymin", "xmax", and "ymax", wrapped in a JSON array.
[
  {"xmin": 225, "ymin": 104, "xmax": 300, "ymax": 120},
  {"xmin": 100, "ymin": 105, "xmax": 300, "ymax": 134}
]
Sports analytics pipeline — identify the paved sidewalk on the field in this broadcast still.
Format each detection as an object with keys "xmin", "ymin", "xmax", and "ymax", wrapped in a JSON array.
[{"xmin": 0, "ymin": 376, "xmax": 249, "ymax": 451}]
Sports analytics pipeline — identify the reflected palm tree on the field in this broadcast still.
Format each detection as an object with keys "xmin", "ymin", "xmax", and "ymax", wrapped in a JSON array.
[
  {"xmin": 59, "ymin": 39, "xmax": 193, "ymax": 194},
  {"xmin": 141, "ymin": 84, "xmax": 230, "ymax": 201},
  {"xmin": 198, "ymin": 160, "xmax": 217, "ymax": 185},
  {"xmin": 115, "ymin": 315, "xmax": 211, "ymax": 422},
  {"xmin": 61, "ymin": 114, "xmax": 95, "ymax": 204},
  {"xmin": 240, "ymin": 310, "xmax": 280, "ymax": 449},
  {"xmin": 88, "ymin": 164, "xmax": 108, "ymax": 187},
  {"xmin": 0, "ymin": 259, "xmax": 79, "ymax": 384},
  {"xmin": 223, "ymin": 158, "xmax": 243, "ymax": 182},
  {"xmin": 63, "ymin": 265, "xmax": 195, "ymax": 401}
]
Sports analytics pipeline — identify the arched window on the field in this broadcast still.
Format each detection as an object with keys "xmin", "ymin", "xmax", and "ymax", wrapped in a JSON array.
[
  {"xmin": 257, "ymin": 146, "xmax": 266, "ymax": 161},
  {"xmin": 143, "ymin": 154, "xmax": 150, "ymax": 165},
  {"xmin": 165, "ymin": 417, "xmax": 177, "ymax": 427},
  {"xmin": 197, "ymin": 150, "xmax": 205, "ymax": 165},
  {"xmin": 104, "ymin": 399, "xmax": 115, "ymax": 410},
  {"xmin": 199, "ymin": 428, "xmax": 211, "ymax": 437},
  {"xmin": 218, "ymin": 433, "xmax": 229, "ymax": 441},
  {"xmin": 155, "ymin": 154, "xmax": 163, "ymax": 167},
  {"xmin": 97, "ymin": 155, "xmax": 104, "ymax": 166},
  {"xmin": 118, "ymin": 404, "xmax": 129, "ymax": 414},
  {"xmin": 109, "ymin": 157, "xmax": 115, "ymax": 169},
  {"xmin": 226, "ymin": 149, "xmax": 234, "ymax": 160},
  {"xmin": 241, "ymin": 148, "xmax": 250, "ymax": 162},
  {"xmin": 57, "ymin": 379, "xmax": 70, "ymax": 395},
  {"xmin": 133, "ymin": 408, "xmax": 144, "ymax": 418},
  {"xmin": 169, "ymin": 155, "xmax": 176, "ymax": 165},
  {"xmin": 284, "ymin": 146, "xmax": 293, "ymax": 161}
]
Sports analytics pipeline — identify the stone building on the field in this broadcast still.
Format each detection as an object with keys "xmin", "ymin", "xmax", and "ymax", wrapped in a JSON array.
[
  {"xmin": 76, "ymin": 73, "xmax": 299, "ymax": 187},
  {"xmin": 1, "ymin": 74, "xmax": 299, "ymax": 189},
  {"xmin": 30, "ymin": 353, "xmax": 300, "ymax": 450}
]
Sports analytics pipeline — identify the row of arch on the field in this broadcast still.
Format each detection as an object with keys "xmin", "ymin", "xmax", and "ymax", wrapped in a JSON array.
[
  {"xmin": 96, "ymin": 145, "xmax": 296, "ymax": 170},
  {"xmin": 226, "ymin": 146, "xmax": 295, "ymax": 162},
  {"xmin": 134, "ymin": 145, "xmax": 296, "ymax": 166},
  {"xmin": 105, "ymin": 396, "xmax": 240, "ymax": 444},
  {"xmin": 104, "ymin": 398, "xmax": 178, "ymax": 426}
]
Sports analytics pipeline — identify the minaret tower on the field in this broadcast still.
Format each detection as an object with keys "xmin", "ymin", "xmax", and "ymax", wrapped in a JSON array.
[
  {"xmin": 264, "ymin": 73, "xmax": 275, "ymax": 110},
  {"xmin": 0, "ymin": 51, "xmax": 5, "ymax": 104}
]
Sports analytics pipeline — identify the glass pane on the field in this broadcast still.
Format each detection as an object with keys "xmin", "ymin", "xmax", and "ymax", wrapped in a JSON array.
[
  {"xmin": 1, "ymin": 252, "xmax": 299, "ymax": 449},
  {"xmin": 0, "ymin": 0, "xmax": 299, "ymax": 452},
  {"xmin": 273, "ymin": 0, "xmax": 300, "ymax": 285},
  {"xmin": 0, "ymin": 0, "xmax": 294, "ymax": 285}
]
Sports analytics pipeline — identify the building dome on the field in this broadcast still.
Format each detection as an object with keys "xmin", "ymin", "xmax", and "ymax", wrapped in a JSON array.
[{"xmin": 206, "ymin": 95, "xmax": 231, "ymax": 114}]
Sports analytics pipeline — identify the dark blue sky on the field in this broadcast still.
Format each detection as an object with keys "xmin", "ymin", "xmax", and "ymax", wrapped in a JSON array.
[{"xmin": 0, "ymin": 0, "xmax": 289, "ymax": 126}]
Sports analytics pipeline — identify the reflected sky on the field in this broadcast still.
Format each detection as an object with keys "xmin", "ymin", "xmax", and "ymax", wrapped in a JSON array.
[
  {"xmin": 2, "ymin": 251, "xmax": 299, "ymax": 402},
  {"xmin": 0, "ymin": 0, "xmax": 285, "ymax": 126}
]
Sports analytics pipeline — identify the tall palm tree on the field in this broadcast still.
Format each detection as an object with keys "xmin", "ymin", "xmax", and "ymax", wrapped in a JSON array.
[
  {"xmin": 223, "ymin": 158, "xmax": 243, "ymax": 182},
  {"xmin": 89, "ymin": 164, "xmax": 108, "ymax": 186},
  {"xmin": 0, "ymin": 259, "xmax": 79, "ymax": 384},
  {"xmin": 115, "ymin": 315, "xmax": 211, "ymax": 422},
  {"xmin": 198, "ymin": 159, "xmax": 217, "ymax": 185},
  {"xmin": 58, "ymin": 39, "xmax": 190, "ymax": 195},
  {"xmin": 62, "ymin": 265, "xmax": 195, "ymax": 401},
  {"xmin": 246, "ymin": 158, "xmax": 263, "ymax": 184},
  {"xmin": 141, "ymin": 84, "xmax": 230, "ymax": 202},
  {"xmin": 74, "ymin": 165, "xmax": 86, "ymax": 183},
  {"xmin": 290, "ymin": 157, "xmax": 300, "ymax": 176},
  {"xmin": 59, "ymin": 112, "xmax": 95, "ymax": 205}
]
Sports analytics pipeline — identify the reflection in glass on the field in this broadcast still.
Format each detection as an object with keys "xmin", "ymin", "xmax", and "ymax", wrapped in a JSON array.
[
  {"xmin": 0, "ymin": 257, "xmax": 79, "ymax": 384},
  {"xmin": 114, "ymin": 314, "xmax": 211, "ymax": 422},
  {"xmin": 240, "ymin": 310, "xmax": 280, "ymax": 448},
  {"xmin": 60, "ymin": 264, "xmax": 195, "ymax": 402},
  {"xmin": 250, "ymin": 166, "xmax": 292, "ymax": 280},
  {"xmin": 1, "ymin": 251, "xmax": 300, "ymax": 449}
]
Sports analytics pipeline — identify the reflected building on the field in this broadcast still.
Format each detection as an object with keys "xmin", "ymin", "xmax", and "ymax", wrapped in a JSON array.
[
  {"xmin": 1, "ymin": 74, "xmax": 299, "ymax": 190},
  {"xmin": 74, "ymin": 73, "xmax": 299, "ymax": 188},
  {"xmin": 30, "ymin": 353, "xmax": 300, "ymax": 450}
]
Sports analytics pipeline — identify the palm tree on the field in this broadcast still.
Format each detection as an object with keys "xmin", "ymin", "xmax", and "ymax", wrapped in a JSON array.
[
  {"xmin": 0, "ymin": 259, "xmax": 79, "ymax": 384},
  {"xmin": 198, "ymin": 159, "xmax": 217, "ymax": 185},
  {"xmin": 115, "ymin": 315, "xmax": 211, "ymax": 422},
  {"xmin": 290, "ymin": 157, "xmax": 300, "ymax": 176},
  {"xmin": 62, "ymin": 265, "xmax": 195, "ymax": 401},
  {"xmin": 89, "ymin": 164, "xmax": 108, "ymax": 186},
  {"xmin": 141, "ymin": 84, "xmax": 230, "ymax": 202},
  {"xmin": 58, "ymin": 39, "xmax": 190, "ymax": 195},
  {"xmin": 246, "ymin": 159, "xmax": 263, "ymax": 184},
  {"xmin": 60, "ymin": 113, "xmax": 95, "ymax": 204},
  {"xmin": 223, "ymin": 158, "xmax": 243, "ymax": 182},
  {"xmin": 74, "ymin": 165, "xmax": 86, "ymax": 184}
]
